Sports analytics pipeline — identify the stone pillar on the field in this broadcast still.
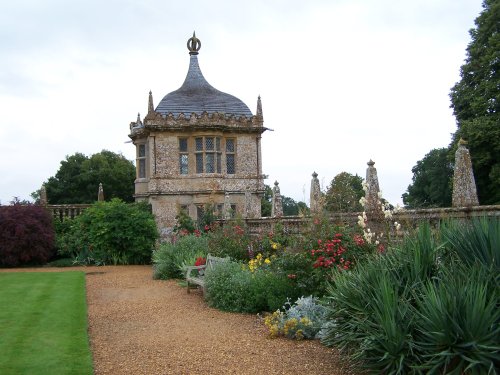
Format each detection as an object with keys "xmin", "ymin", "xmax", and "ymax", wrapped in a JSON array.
[
  {"xmin": 245, "ymin": 190, "xmax": 252, "ymax": 218},
  {"xmin": 271, "ymin": 181, "xmax": 283, "ymax": 218},
  {"xmin": 310, "ymin": 172, "xmax": 321, "ymax": 214},
  {"xmin": 224, "ymin": 191, "xmax": 232, "ymax": 220},
  {"xmin": 452, "ymin": 139, "xmax": 479, "ymax": 207},
  {"xmin": 39, "ymin": 184, "xmax": 48, "ymax": 206},
  {"xmin": 98, "ymin": 183, "xmax": 104, "ymax": 202},
  {"xmin": 365, "ymin": 160, "xmax": 381, "ymax": 214}
]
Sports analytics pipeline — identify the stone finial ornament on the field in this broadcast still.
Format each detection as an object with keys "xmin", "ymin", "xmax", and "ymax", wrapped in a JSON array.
[
  {"xmin": 452, "ymin": 139, "xmax": 479, "ymax": 207},
  {"xmin": 256, "ymin": 95, "xmax": 263, "ymax": 118},
  {"xmin": 40, "ymin": 184, "xmax": 48, "ymax": 206},
  {"xmin": 148, "ymin": 91, "xmax": 154, "ymax": 114},
  {"xmin": 310, "ymin": 172, "xmax": 321, "ymax": 213},
  {"xmin": 271, "ymin": 181, "xmax": 283, "ymax": 217},
  {"xmin": 365, "ymin": 160, "xmax": 381, "ymax": 213},
  {"xmin": 98, "ymin": 183, "xmax": 104, "ymax": 202},
  {"xmin": 187, "ymin": 31, "xmax": 201, "ymax": 55}
]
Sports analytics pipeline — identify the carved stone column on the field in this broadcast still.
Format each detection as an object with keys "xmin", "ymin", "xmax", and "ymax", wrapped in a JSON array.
[
  {"xmin": 310, "ymin": 172, "xmax": 321, "ymax": 214},
  {"xmin": 452, "ymin": 139, "xmax": 479, "ymax": 207},
  {"xmin": 271, "ymin": 181, "xmax": 283, "ymax": 218}
]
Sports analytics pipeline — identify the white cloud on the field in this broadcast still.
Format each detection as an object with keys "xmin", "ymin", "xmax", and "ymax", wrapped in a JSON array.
[{"xmin": 0, "ymin": 0, "xmax": 483, "ymax": 205}]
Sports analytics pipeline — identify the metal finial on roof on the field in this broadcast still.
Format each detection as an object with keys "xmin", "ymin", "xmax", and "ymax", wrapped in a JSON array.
[{"xmin": 187, "ymin": 31, "xmax": 201, "ymax": 55}]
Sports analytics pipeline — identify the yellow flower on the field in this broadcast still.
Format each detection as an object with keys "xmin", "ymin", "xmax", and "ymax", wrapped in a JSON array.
[
  {"xmin": 300, "ymin": 317, "xmax": 311, "ymax": 326},
  {"xmin": 264, "ymin": 258, "xmax": 271, "ymax": 264},
  {"xmin": 295, "ymin": 329, "xmax": 304, "ymax": 340}
]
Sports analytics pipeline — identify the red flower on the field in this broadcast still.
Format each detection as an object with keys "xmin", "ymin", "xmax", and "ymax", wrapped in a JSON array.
[
  {"xmin": 194, "ymin": 257, "xmax": 206, "ymax": 266},
  {"xmin": 287, "ymin": 274, "xmax": 297, "ymax": 279}
]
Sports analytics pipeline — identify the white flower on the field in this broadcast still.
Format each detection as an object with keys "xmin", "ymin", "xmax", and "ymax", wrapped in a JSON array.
[
  {"xmin": 362, "ymin": 182, "xmax": 369, "ymax": 192},
  {"xmin": 377, "ymin": 191, "xmax": 383, "ymax": 199},
  {"xmin": 359, "ymin": 197, "xmax": 366, "ymax": 207},
  {"xmin": 384, "ymin": 210, "xmax": 393, "ymax": 219},
  {"xmin": 375, "ymin": 240, "xmax": 379, "ymax": 245}
]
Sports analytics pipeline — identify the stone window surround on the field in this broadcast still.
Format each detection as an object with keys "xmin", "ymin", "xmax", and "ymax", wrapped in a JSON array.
[
  {"xmin": 178, "ymin": 136, "xmax": 237, "ymax": 176},
  {"xmin": 136, "ymin": 142, "xmax": 148, "ymax": 180}
]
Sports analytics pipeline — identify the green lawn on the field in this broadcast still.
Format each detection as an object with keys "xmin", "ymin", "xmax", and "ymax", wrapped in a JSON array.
[{"xmin": 0, "ymin": 272, "xmax": 93, "ymax": 375}]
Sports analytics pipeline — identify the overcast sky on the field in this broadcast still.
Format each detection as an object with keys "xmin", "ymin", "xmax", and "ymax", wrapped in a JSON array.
[{"xmin": 0, "ymin": 0, "xmax": 483, "ymax": 206}]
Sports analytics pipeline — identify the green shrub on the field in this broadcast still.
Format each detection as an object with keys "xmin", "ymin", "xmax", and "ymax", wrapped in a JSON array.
[
  {"xmin": 442, "ymin": 217, "xmax": 500, "ymax": 273},
  {"xmin": 264, "ymin": 296, "xmax": 328, "ymax": 340},
  {"xmin": 152, "ymin": 234, "xmax": 208, "ymax": 279},
  {"xmin": 413, "ymin": 264, "xmax": 499, "ymax": 374},
  {"xmin": 0, "ymin": 204, "xmax": 55, "ymax": 267},
  {"xmin": 204, "ymin": 261, "xmax": 298, "ymax": 313},
  {"xmin": 57, "ymin": 199, "xmax": 158, "ymax": 265},
  {"xmin": 207, "ymin": 222, "xmax": 251, "ymax": 261},
  {"xmin": 321, "ymin": 220, "xmax": 500, "ymax": 374}
]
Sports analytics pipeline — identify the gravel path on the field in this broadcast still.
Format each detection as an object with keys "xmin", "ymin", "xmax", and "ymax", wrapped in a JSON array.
[{"xmin": 3, "ymin": 266, "xmax": 353, "ymax": 374}]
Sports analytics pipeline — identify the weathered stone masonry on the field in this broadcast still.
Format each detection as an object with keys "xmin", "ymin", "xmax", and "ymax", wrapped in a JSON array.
[{"xmin": 128, "ymin": 33, "xmax": 267, "ymax": 233}]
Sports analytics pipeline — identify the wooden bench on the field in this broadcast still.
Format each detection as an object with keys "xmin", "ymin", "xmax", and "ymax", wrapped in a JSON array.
[{"xmin": 185, "ymin": 254, "xmax": 230, "ymax": 295}]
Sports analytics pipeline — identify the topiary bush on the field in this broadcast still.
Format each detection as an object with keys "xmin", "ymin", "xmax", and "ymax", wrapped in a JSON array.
[
  {"xmin": 57, "ymin": 199, "xmax": 158, "ymax": 265},
  {"xmin": 152, "ymin": 234, "xmax": 208, "ymax": 279},
  {"xmin": 0, "ymin": 204, "xmax": 55, "ymax": 267}
]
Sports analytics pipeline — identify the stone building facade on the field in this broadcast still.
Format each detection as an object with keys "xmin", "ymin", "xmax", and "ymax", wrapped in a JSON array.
[{"xmin": 128, "ymin": 34, "xmax": 267, "ymax": 232}]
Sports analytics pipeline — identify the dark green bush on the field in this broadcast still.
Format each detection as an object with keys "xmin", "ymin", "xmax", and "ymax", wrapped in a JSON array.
[
  {"xmin": 57, "ymin": 199, "xmax": 158, "ymax": 265},
  {"xmin": 0, "ymin": 204, "xmax": 55, "ymax": 267},
  {"xmin": 152, "ymin": 234, "xmax": 208, "ymax": 279}
]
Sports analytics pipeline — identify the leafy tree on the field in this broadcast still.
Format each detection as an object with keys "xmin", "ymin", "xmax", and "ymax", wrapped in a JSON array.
[
  {"xmin": 449, "ymin": 0, "xmax": 500, "ymax": 204},
  {"xmin": 402, "ymin": 148, "xmax": 453, "ymax": 208},
  {"xmin": 39, "ymin": 150, "xmax": 136, "ymax": 204},
  {"xmin": 261, "ymin": 185, "xmax": 273, "ymax": 217},
  {"xmin": 325, "ymin": 172, "xmax": 364, "ymax": 212}
]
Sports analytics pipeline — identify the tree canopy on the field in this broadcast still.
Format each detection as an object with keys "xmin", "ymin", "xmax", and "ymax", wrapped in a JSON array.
[
  {"xmin": 39, "ymin": 150, "xmax": 136, "ymax": 204},
  {"xmin": 402, "ymin": 148, "xmax": 453, "ymax": 208},
  {"xmin": 449, "ymin": 0, "xmax": 500, "ymax": 204},
  {"xmin": 325, "ymin": 172, "xmax": 364, "ymax": 213}
]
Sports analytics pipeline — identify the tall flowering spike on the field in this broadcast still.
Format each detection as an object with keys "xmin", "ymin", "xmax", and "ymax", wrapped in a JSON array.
[
  {"xmin": 148, "ymin": 90, "xmax": 154, "ymax": 114},
  {"xmin": 98, "ymin": 183, "xmax": 104, "ymax": 202},
  {"xmin": 452, "ymin": 139, "xmax": 479, "ymax": 207},
  {"xmin": 310, "ymin": 172, "xmax": 321, "ymax": 214},
  {"xmin": 271, "ymin": 181, "xmax": 283, "ymax": 217},
  {"xmin": 256, "ymin": 95, "xmax": 263, "ymax": 118},
  {"xmin": 365, "ymin": 160, "xmax": 381, "ymax": 214}
]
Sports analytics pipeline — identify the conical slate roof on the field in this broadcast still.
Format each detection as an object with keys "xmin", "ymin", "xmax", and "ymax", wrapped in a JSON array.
[{"xmin": 156, "ymin": 35, "xmax": 253, "ymax": 118}]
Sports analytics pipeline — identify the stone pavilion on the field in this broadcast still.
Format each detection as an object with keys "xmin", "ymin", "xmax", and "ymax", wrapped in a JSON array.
[{"xmin": 128, "ymin": 33, "xmax": 267, "ymax": 233}]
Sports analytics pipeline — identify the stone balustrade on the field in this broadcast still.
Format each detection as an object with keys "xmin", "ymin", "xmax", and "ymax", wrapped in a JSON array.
[{"xmin": 47, "ymin": 204, "xmax": 92, "ymax": 222}]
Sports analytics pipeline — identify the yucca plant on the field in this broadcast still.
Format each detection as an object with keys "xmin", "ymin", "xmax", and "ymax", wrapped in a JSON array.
[
  {"xmin": 321, "ymin": 223, "xmax": 444, "ymax": 374},
  {"xmin": 442, "ymin": 217, "xmax": 500, "ymax": 273},
  {"xmin": 412, "ymin": 264, "xmax": 499, "ymax": 374},
  {"xmin": 322, "ymin": 256, "xmax": 416, "ymax": 374}
]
